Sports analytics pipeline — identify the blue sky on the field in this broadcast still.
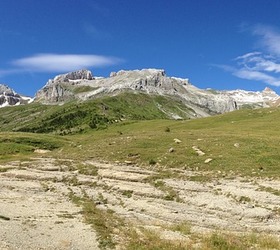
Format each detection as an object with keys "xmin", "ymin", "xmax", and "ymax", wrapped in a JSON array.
[{"xmin": 1, "ymin": 0, "xmax": 280, "ymax": 96}]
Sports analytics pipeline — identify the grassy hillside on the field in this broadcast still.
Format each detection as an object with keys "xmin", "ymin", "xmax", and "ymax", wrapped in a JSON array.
[
  {"xmin": 0, "ymin": 92, "xmax": 194, "ymax": 134},
  {"xmin": 51, "ymin": 106, "xmax": 280, "ymax": 178},
  {"xmin": 1, "ymin": 96, "xmax": 280, "ymax": 177},
  {"xmin": 0, "ymin": 132, "xmax": 67, "ymax": 162}
]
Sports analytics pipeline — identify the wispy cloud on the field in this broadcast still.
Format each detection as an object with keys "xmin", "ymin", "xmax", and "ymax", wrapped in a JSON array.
[
  {"xmin": 11, "ymin": 53, "xmax": 122, "ymax": 72},
  {"xmin": 219, "ymin": 24, "xmax": 280, "ymax": 87},
  {"xmin": 233, "ymin": 68, "xmax": 280, "ymax": 86},
  {"xmin": 229, "ymin": 52, "xmax": 280, "ymax": 86},
  {"xmin": 253, "ymin": 25, "xmax": 280, "ymax": 55},
  {"xmin": 234, "ymin": 52, "xmax": 280, "ymax": 73}
]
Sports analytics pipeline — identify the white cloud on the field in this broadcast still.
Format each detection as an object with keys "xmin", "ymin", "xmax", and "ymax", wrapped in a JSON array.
[
  {"xmin": 235, "ymin": 52, "xmax": 280, "ymax": 73},
  {"xmin": 253, "ymin": 25, "xmax": 280, "ymax": 55},
  {"xmin": 235, "ymin": 52, "xmax": 262, "ymax": 61},
  {"xmin": 218, "ymin": 25, "xmax": 280, "ymax": 87},
  {"xmin": 233, "ymin": 69, "xmax": 280, "ymax": 86},
  {"xmin": 12, "ymin": 54, "xmax": 122, "ymax": 72},
  {"xmin": 217, "ymin": 51, "xmax": 280, "ymax": 87},
  {"xmin": 232, "ymin": 52, "xmax": 280, "ymax": 86}
]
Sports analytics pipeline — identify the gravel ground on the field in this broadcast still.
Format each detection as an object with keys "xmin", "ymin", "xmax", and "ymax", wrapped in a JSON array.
[
  {"xmin": 0, "ymin": 168, "xmax": 99, "ymax": 250},
  {"xmin": 1, "ymin": 157, "xmax": 280, "ymax": 249}
]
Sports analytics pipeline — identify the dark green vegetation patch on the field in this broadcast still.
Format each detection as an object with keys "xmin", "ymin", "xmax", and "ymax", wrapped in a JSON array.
[{"xmin": 0, "ymin": 93, "xmax": 193, "ymax": 135}]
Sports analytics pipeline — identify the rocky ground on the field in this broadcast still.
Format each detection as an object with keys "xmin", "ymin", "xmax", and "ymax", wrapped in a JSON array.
[{"xmin": 1, "ymin": 157, "xmax": 280, "ymax": 249}]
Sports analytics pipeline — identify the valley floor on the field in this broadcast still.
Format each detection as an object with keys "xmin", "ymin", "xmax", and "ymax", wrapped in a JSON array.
[{"xmin": 1, "ymin": 157, "xmax": 280, "ymax": 249}]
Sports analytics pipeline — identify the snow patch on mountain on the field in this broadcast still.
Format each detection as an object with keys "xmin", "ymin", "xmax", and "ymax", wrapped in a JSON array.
[
  {"xmin": 4, "ymin": 68, "xmax": 280, "ymax": 115},
  {"xmin": 0, "ymin": 84, "xmax": 33, "ymax": 108},
  {"xmin": 220, "ymin": 87, "xmax": 280, "ymax": 107}
]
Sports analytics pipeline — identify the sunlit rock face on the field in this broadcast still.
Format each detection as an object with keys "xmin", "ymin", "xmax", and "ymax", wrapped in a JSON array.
[
  {"xmin": 0, "ymin": 84, "xmax": 33, "ymax": 107},
  {"xmin": 34, "ymin": 68, "xmax": 280, "ymax": 117},
  {"xmin": 35, "ymin": 70, "xmax": 93, "ymax": 103}
]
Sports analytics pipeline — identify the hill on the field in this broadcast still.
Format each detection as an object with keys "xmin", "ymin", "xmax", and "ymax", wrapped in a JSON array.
[
  {"xmin": 1, "ymin": 106, "xmax": 280, "ymax": 249},
  {"xmin": 1, "ymin": 69, "xmax": 280, "ymax": 249},
  {"xmin": 34, "ymin": 68, "xmax": 280, "ymax": 115},
  {"xmin": 0, "ymin": 92, "xmax": 194, "ymax": 134}
]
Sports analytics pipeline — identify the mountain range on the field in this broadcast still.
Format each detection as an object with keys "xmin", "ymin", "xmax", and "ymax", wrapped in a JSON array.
[{"xmin": 1, "ymin": 69, "xmax": 279, "ymax": 118}]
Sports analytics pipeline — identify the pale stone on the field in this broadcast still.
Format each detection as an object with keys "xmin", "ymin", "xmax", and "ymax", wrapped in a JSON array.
[
  {"xmin": 204, "ymin": 158, "xmax": 213, "ymax": 163},
  {"xmin": 174, "ymin": 138, "xmax": 182, "ymax": 143}
]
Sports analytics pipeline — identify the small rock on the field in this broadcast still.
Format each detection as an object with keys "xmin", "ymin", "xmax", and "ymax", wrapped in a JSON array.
[
  {"xmin": 204, "ymin": 158, "xmax": 213, "ymax": 163},
  {"xmin": 124, "ymin": 160, "xmax": 133, "ymax": 165},
  {"xmin": 192, "ymin": 146, "xmax": 205, "ymax": 156},
  {"xmin": 169, "ymin": 147, "xmax": 175, "ymax": 153},
  {"xmin": 197, "ymin": 151, "xmax": 205, "ymax": 156},
  {"xmin": 234, "ymin": 143, "xmax": 240, "ymax": 148},
  {"xmin": 174, "ymin": 138, "xmax": 182, "ymax": 143},
  {"xmin": 34, "ymin": 149, "xmax": 51, "ymax": 154}
]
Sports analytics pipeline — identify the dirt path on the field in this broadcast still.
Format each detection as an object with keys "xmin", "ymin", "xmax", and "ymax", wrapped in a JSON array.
[{"xmin": 1, "ymin": 157, "xmax": 280, "ymax": 249}]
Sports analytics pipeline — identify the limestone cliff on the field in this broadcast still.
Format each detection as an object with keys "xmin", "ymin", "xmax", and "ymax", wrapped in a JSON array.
[
  {"xmin": 0, "ymin": 84, "xmax": 32, "ymax": 107},
  {"xmin": 35, "ymin": 69, "xmax": 238, "ymax": 117}
]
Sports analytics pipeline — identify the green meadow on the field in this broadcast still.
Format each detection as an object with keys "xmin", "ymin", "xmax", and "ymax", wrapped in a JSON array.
[{"xmin": 1, "ymin": 96, "xmax": 280, "ymax": 178}]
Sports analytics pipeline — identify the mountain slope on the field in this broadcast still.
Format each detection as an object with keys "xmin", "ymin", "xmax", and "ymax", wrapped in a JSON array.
[
  {"xmin": 219, "ymin": 87, "xmax": 280, "ymax": 108},
  {"xmin": 2, "ymin": 68, "xmax": 280, "ymax": 119},
  {"xmin": 0, "ymin": 92, "xmax": 194, "ymax": 134},
  {"xmin": 0, "ymin": 84, "xmax": 33, "ymax": 107},
  {"xmin": 35, "ymin": 68, "xmax": 280, "ymax": 116},
  {"xmin": 35, "ymin": 69, "xmax": 238, "ymax": 117}
]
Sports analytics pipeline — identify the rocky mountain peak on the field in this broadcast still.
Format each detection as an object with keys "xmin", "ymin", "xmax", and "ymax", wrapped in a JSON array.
[
  {"xmin": 47, "ymin": 69, "xmax": 93, "ymax": 86},
  {"xmin": 111, "ymin": 68, "xmax": 166, "ymax": 77},
  {"xmin": 36, "ymin": 69, "xmax": 94, "ymax": 103},
  {"xmin": 0, "ymin": 84, "xmax": 16, "ymax": 95},
  {"xmin": 0, "ymin": 84, "xmax": 32, "ymax": 107},
  {"xmin": 7, "ymin": 67, "xmax": 279, "ymax": 116},
  {"xmin": 263, "ymin": 87, "xmax": 274, "ymax": 93},
  {"xmin": 35, "ymin": 68, "xmax": 237, "ymax": 117}
]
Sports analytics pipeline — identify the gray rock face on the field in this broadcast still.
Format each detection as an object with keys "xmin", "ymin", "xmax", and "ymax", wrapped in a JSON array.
[
  {"xmin": 34, "ymin": 68, "xmax": 280, "ymax": 117},
  {"xmin": 220, "ymin": 87, "xmax": 280, "ymax": 108},
  {"xmin": 35, "ymin": 70, "xmax": 93, "ymax": 103},
  {"xmin": 53, "ymin": 69, "xmax": 93, "ymax": 82},
  {"xmin": 35, "ymin": 68, "xmax": 238, "ymax": 117},
  {"xmin": 0, "ymin": 84, "xmax": 32, "ymax": 107}
]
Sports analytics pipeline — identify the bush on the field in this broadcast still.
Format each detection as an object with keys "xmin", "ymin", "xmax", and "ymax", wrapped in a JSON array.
[
  {"xmin": 149, "ymin": 159, "xmax": 157, "ymax": 165},
  {"xmin": 165, "ymin": 127, "xmax": 170, "ymax": 132}
]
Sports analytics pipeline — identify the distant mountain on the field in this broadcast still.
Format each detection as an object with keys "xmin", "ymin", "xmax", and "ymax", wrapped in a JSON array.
[
  {"xmin": 2, "ymin": 69, "xmax": 280, "ymax": 119},
  {"xmin": 35, "ymin": 69, "xmax": 238, "ymax": 118},
  {"xmin": 219, "ymin": 87, "xmax": 280, "ymax": 109},
  {"xmin": 0, "ymin": 84, "xmax": 33, "ymax": 107},
  {"xmin": 34, "ymin": 68, "xmax": 280, "ymax": 117}
]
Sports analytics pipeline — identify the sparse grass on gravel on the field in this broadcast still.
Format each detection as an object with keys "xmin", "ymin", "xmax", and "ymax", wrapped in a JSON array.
[
  {"xmin": 69, "ymin": 192, "xmax": 119, "ymax": 249},
  {"xmin": 201, "ymin": 231, "xmax": 280, "ymax": 250}
]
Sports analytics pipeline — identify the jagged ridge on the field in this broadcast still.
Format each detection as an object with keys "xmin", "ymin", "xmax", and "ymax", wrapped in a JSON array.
[
  {"xmin": 0, "ymin": 84, "xmax": 33, "ymax": 107},
  {"xmin": 35, "ymin": 69, "xmax": 238, "ymax": 117},
  {"xmin": 2, "ymin": 69, "xmax": 280, "ymax": 119}
]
